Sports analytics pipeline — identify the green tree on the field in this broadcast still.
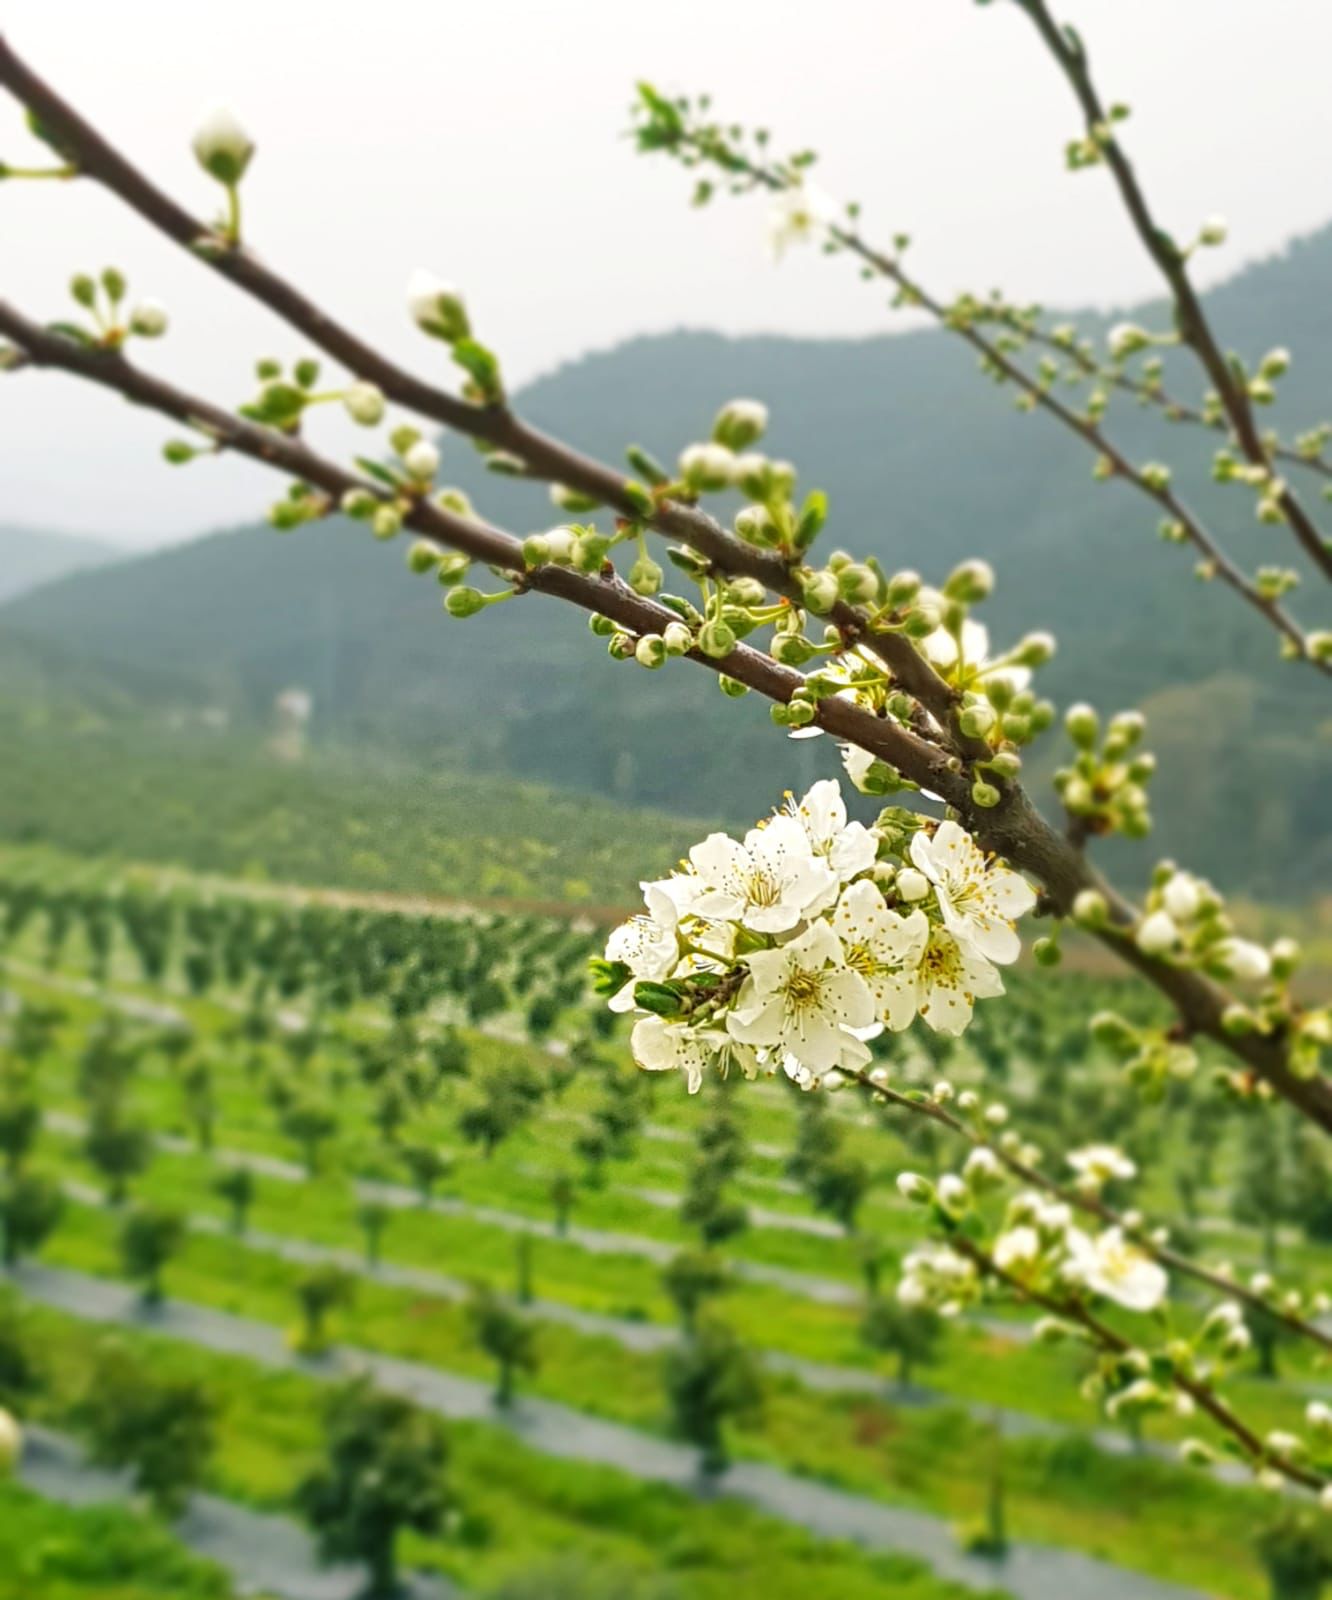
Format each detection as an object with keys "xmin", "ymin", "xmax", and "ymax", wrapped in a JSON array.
[
  {"xmin": 399, "ymin": 1143, "xmax": 451, "ymax": 1205},
  {"xmin": 466, "ymin": 1285, "xmax": 538, "ymax": 1408},
  {"xmin": 78, "ymin": 1341, "xmax": 216, "ymax": 1517},
  {"xmin": 805, "ymin": 1152, "xmax": 873, "ymax": 1235},
  {"xmin": 83, "ymin": 1101, "xmax": 153, "ymax": 1205},
  {"xmin": 296, "ymin": 1377, "xmax": 451, "ymax": 1600},
  {"xmin": 548, "ymin": 1171, "xmax": 577, "ymax": 1235},
  {"xmin": 662, "ymin": 1249, "xmax": 729, "ymax": 1334},
  {"xmin": 120, "ymin": 1204, "xmax": 186, "ymax": 1305},
  {"xmin": 861, "ymin": 1297, "xmax": 943, "ymax": 1390},
  {"xmin": 213, "ymin": 1166, "xmax": 256, "ymax": 1236},
  {"xmin": 282, "ymin": 1098, "xmax": 339, "ymax": 1178},
  {"xmin": 1255, "ymin": 1508, "xmax": 1332, "ymax": 1600},
  {"xmin": 0, "ymin": 1171, "xmax": 63, "ymax": 1268},
  {"xmin": 295, "ymin": 1264, "xmax": 357, "ymax": 1355},
  {"xmin": 0, "ymin": 1298, "xmax": 42, "ymax": 1415},
  {"xmin": 662, "ymin": 1319, "xmax": 762, "ymax": 1478},
  {"xmin": 0, "ymin": 1093, "xmax": 40, "ymax": 1177},
  {"xmin": 357, "ymin": 1200, "xmax": 392, "ymax": 1268}
]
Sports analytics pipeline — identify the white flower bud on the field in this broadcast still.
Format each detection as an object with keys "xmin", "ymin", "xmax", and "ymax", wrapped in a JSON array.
[
  {"xmin": 944, "ymin": 559, "xmax": 994, "ymax": 604},
  {"xmin": 896, "ymin": 1172, "xmax": 934, "ymax": 1204},
  {"xmin": 1199, "ymin": 214, "xmax": 1227, "ymax": 247},
  {"xmin": 937, "ymin": 1174, "xmax": 969, "ymax": 1213},
  {"xmin": 1135, "ymin": 910, "xmax": 1179, "ymax": 957},
  {"xmin": 663, "ymin": 621, "xmax": 693, "ymax": 656},
  {"xmin": 1072, "ymin": 889, "xmax": 1109, "ymax": 930},
  {"xmin": 192, "ymin": 107, "xmax": 255, "ymax": 185},
  {"xmin": 129, "ymin": 299, "xmax": 169, "ymax": 338},
  {"xmin": 1064, "ymin": 702, "xmax": 1099, "ymax": 749},
  {"xmin": 635, "ymin": 634, "xmax": 667, "ymax": 670},
  {"xmin": 1162, "ymin": 873, "xmax": 1201, "ymax": 924},
  {"xmin": 896, "ymin": 867, "xmax": 930, "ymax": 904},
  {"xmin": 1108, "ymin": 322, "xmax": 1151, "ymax": 360},
  {"xmin": 407, "ymin": 269, "xmax": 471, "ymax": 342},
  {"xmin": 404, "ymin": 439, "xmax": 440, "ymax": 482},
  {"xmin": 712, "ymin": 398, "xmax": 769, "ymax": 452},
  {"xmin": 343, "ymin": 381, "xmax": 386, "ymax": 427},
  {"xmin": 1212, "ymin": 938, "xmax": 1271, "ymax": 984},
  {"xmin": 678, "ymin": 442, "xmax": 736, "ymax": 493},
  {"xmin": 1013, "ymin": 631, "xmax": 1056, "ymax": 668}
]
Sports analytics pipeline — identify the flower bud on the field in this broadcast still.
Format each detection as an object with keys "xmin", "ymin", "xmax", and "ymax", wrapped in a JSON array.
[
  {"xmin": 971, "ymin": 779, "xmax": 1001, "ymax": 808},
  {"xmin": 522, "ymin": 534, "xmax": 551, "ymax": 566},
  {"xmin": 343, "ymin": 381, "xmax": 385, "ymax": 427},
  {"xmin": 1108, "ymin": 322, "xmax": 1151, "ymax": 360},
  {"xmin": 572, "ymin": 531, "xmax": 610, "ymax": 571},
  {"xmin": 678, "ymin": 442, "xmax": 736, "ymax": 493},
  {"xmin": 162, "ymin": 440, "xmax": 197, "ymax": 465},
  {"xmin": 405, "ymin": 540, "xmax": 440, "ymax": 575},
  {"xmin": 885, "ymin": 569, "xmax": 921, "ymax": 608},
  {"xmin": 407, "ymin": 269, "xmax": 471, "ymax": 342},
  {"xmin": 370, "ymin": 504, "xmax": 403, "ymax": 540},
  {"xmin": 1033, "ymin": 936, "xmax": 1061, "ymax": 967},
  {"xmin": 1072, "ymin": 889, "xmax": 1109, "ymax": 929},
  {"xmin": 734, "ymin": 505, "xmax": 780, "ymax": 547},
  {"xmin": 958, "ymin": 700, "xmax": 997, "ymax": 739},
  {"xmin": 436, "ymin": 553, "xmax": 470, "ymax": 587},
  {"xmin": 896, "ymin": 1172, "xmax": 934, "ymax": 1205},
  {"xmin": 697, "ymin": 618, "xmax": 736, "ymax": 658},
  {"xmin": 628, "ymin": 555, "xmax": 663, "ymax": 596},
  {"xmin": 404, "ymin": 439, "xmax": 440, "ymax": 482},
  {"xmin": 192, "ymin": 107, "xmax": 255, "ymax": 185},
  {"xmin": 635, "ymin": 633, "xmax": 667, "ymax": 669},
  {"xmin": 1212, "ymin": 937, "xmax": 1271, "ymax": 984},
  {"xmin": 1199, "ymin": 214, "xmax": 1227, "ymax": 247},
  {"xmin": 1135, "ymin": 910, "xmax": 1178, "ymax": 957},
  {"xmin": 801, "ymin": 570, "xmax": 841, "ymax": 615},
  {"xmin": 895, "ymin": 867, "xmax": 930, "ymax": 904},
  {"xmin": 1064, "ymin": 702, "xmax": 1099, "ymax": 750},
  {"xmin": 1013, "ymin": 631, "xmax": 1056, "ymax": 668},
  {"xmin": 1161, "ymin": 873, "xmax": 1200, "ymax": 924},
  {"xmin": 936, "ymin": 1174, "xmax": 969, "ymax": 1214},
  {"xmin": 340, "ymin": 488, "xmax": 378, "ymax": 520},
  {"xmin": 444, "ymin": 586, "xmax": 487, "ymax": 618},
  {"xmin": 663, "ymin": 621, "xmax": 693, "ymax": 656},
  {"xmin": 129, "ymin": 299, "xmax": 168, "ymax": 338},
  {"xmin": 944, "ymin": 559, "xmax": 994, "ymax": 604},
  {"xmin": 836, "ymin": 563, "xmax": 880, "ymax": 605},
  {"xmin": 70, "ymin": 273, "xmax": 97, "ymax": 308},
  {"xmin": 712, "ymin": 398, "xmax": 768, "ymax": 452}
]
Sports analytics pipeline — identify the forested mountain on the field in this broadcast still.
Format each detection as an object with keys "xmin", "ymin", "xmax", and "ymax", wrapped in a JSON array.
[{"xmin": 4, "ymin": 224, "xmax": 1332, "ymax": 897}]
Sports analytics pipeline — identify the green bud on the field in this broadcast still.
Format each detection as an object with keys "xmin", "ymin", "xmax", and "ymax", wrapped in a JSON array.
[
  {"xmin": 522, "ymin": 534, "xmax": 551, "ymax": 567},
  {"xmin": 971, "ymin": 779, "xmax": 1001, "ymax": 808},
  {"xmin": 958, "ymin": 701, "xmax": 996, "ymax": 739},
  {"xmin": 406, "ymin": 540, "xmax": 440, "ymax": 574},
  {"xmin": 837, "ymin": 563, "xmax": 880, "ymax": 605},
  {"xmin": 734, "ymin": 504, "xmax": 780, "ymax": 547},
  {"xmin": 628, "ymin": 555, "xmax": 663, "ymax": 596},
  {"xmin": 608, "ymin": 632, "xmax": 636, "ymax": 660},
  {"xmin": 712, "ymin": 397, "xmax": 768, "ymax": 452},
  {"xmin": 372, "ymin": 504, "xmax": 403, "ymax": 540},
  {"xmin": 944, "ymin": 559, "xmax": 994, "ymax": 604},
  {"xmin": 1032, "ymin": 936, "xmax": 1062, "ymax": 968},
  {"xmin": 162, "ymin": 440, "xmax": 197, "ymax": 465},
  {"xmin": 988, "ymin": 749, "xmax": 1022, "ymax": 779},
  {"xmin": 1072, "ymin": 889, "xmax": 1109, "ymax": 929},
  {"xmin": 444, "ymin": 585, "xmax": 487, "ymax": 618},
  {"xmin": 678, "ymin": 442, "xmax": 735, "ymax": 493},
  {"xmin": 572, "ymin": 532, "xmax": 610, "ymax": 572},
  {"xmin": 435, "ymin": 553, "xmax": 470, "ymax": 587},
  {"xmin": 718, "ymin": 675, "xmax": 749, "ymax": 697},
  {"xmin": 340, "ymin": 488, "xmax": 378, "ymax": 520},
  {"xmin": 697, "ymin": 619, "xmax": 736, "ymax": 658},
  {"xmin": 801, "ymin": 570, "xmax": 841, "ymax": 615},
  {"xmin": 588, "ymin": 613, "xmax": 616, "ymax": 637},
  {"xmin": 70, "ymin": 273, "xmax": 96, "ymax": 309},
  {"xmin": 1090, "ymin": 1010, "xmax": 1139, "ymax": 1056},
  {"xmin": 293, "ymin": 357, "xmax": 320, "ymax": 390},
  {"xmin": 723, "ymin": 577, "xmax": 767, "ymax": 607},
  {"xmin": 550, "ymin": 482, "xmax": 602, "ymax": 513},
  {"xmin": 771, "ymin": 633, "xmax": 815, "ymax": 667},
  {"xmin": 635, "ymin": 633, "xmax": 667, "ymax": 669},
  {"xmin": 436, "ymin": 487, "xmax": 475, "ymax": 517},
  {"xmin": 663, "ymin": 621, "xmax": 693, "ymax": 656},
  {"xmin": 885, "ymin": 569, "xmax": 921, "ymax": 608},
  {"xmin": 101, "ymin": 267, "xmax": 127, "ymax": 305},
  {"xmin": 1065, "ymin": 702, "xmax": 1099, "ymax": 749},
  {"xmin": 1012, "ymin": 630, "xmax": 1056, "ymax": 668}
]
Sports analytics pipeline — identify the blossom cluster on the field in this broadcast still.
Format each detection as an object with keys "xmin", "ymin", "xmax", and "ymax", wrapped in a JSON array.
[{"xmin": 597, "ymin": 780, "xmax": 1036, "ymax": 1095}]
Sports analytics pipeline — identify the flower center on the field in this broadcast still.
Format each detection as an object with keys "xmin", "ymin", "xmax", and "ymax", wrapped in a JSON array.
[{"xmin": 783, "ymin": 968, "xmax": 824, "ymax": 1009}]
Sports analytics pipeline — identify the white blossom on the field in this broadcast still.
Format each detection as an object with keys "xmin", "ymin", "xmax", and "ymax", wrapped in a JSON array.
[
  {"xmin": 1161, "ymin": 872, "xmax": 1202, "ymax": 923},
  {"xmin": 629, "ymin": 1016, "xmax": 735, "ymax": 1095},
  {"xmin": 898, "ymin": 1243, "xmax": 978, "ymax": 1316},
  {"xmin": 783, "ymin": 779, "xmax": 877, "ymax": 892},
  {"xmin": 1064, "ymin": 1227, "xmax": 1168, "ymax": 1312},
  {"xmin": 728, "ymin": 920, "xmax": 874, "ymax": 1075},
  {"xmin": 1212, "ymin": 937, "xmax": 1271, "ymax": 983},
  {"xmin": 993, "ymin": 1225, "xmax": 1041, "ymax": 1272},
  {"xmin": 681, "ymin": 814, "xmax": 835, "ymax": 935},
  {"xmin": 898, "ymin": 922, "xmax": 1006, "ymax": 1036},
  {"xmin": 767, "ymin": 183, "xmax": 837, "ymax": 260},
  {"xmin": 1068, "ymin": 1145, "xmax": 1137, "ymax": 1185},
  {"xmin": 1135, "ymin": 909, "xmax": 1179, "ymax": 958},
  {"xmin": 830, "ymin": 879, "xmax": 928, "ymax": 1032},
  {"xmin": 909, "ymin": 821, "xmax": 1035, "ymax": 965},
  {"xmin": 921, "ymin": 618, "xmax": 1031, "ymax": 693},
  {"xmin": 604, "ymin": 883, "xmax": 680, "ymax": 1012},
  {"xmin": 404, "ymin": 439, "xmax": 440, "ymax": 481}
]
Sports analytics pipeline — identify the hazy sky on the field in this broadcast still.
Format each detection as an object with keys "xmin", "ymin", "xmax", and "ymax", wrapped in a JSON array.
[{"xmin": 3, "ymin": 0, "xmax": 1330, "ymax": 547}]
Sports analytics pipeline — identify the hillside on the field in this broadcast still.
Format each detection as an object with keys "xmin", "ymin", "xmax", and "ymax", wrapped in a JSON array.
[
  {"xmin": 4, "ymin": 226, "xmax": 1332, "ymax": 896},
  {"xmin": 0, "ymin": 525, "xmax": 120, "ymax": 605}
]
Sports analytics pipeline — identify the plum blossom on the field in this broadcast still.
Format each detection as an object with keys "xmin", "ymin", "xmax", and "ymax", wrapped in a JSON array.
[
  {"xmin": 603, "ymin": 882, "xmax": 680, "ymax": 1012},
  {"xmin": 630, "ymin": 1016, "xmax": 727, "ymax": 1095},
  {"xmin": 897, "ymin": 922, "xmax": 1006, "ymax": 1036},
  {"xmin": 784, "ymin": 779, "xmax": 877, "ymax": 891},
  {"xmin": 680, "ymin": 814, "xmax": 835, "ymax": 934},
  {"xmin": 921, "ymin": 617, "xmax": 1030, "ymax": 694},
  {"xmin": 993, "ymin": 1225, "xmax": 1041, "ymax": 1273},
  {"xmin": 1068, "ymin": 1145, "xmax": 1137, "ymax": 1186},
  {"xmin": 728, "ymin": 920, "xmax": 874, "ymax": 1075},
  {"xmin": 830, "ymin": 879, "xmax": 928, "ymax": 1031},
  {"xmin": 898, "ymin": 1243, "xmax": 979, "ymax": 1316},
  {"xmin": 910, "ymin": 820, "xmax": 1035, "ymax": 965},
  {"xmin": 1064, "ymin": 1226, "xmax": 1168, "ymax": 1312},
  {"xmin": 767, "ymin": 183, "xmax": 837, "ymax": 260}
]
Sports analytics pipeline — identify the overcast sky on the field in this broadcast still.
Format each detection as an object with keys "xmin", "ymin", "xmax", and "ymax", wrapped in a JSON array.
[{"xmin": 3, "ymin": 0, "xmax": 1331, "ymax": 548}]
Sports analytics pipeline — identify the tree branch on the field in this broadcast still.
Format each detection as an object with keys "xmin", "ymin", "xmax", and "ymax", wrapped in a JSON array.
[{"xmin": 1011, "ymin": 0, "xmax": 1332, "ymax": 587}]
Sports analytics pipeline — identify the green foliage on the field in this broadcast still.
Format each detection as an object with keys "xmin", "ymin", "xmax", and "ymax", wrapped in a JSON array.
[
  {"xmin": 662, "ymin": 1319, "xmax": 763, "ymax": 1478},
  {"xmin": 295, "ymin": 1376, "xmax": 450, "ymax": 1600}
]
